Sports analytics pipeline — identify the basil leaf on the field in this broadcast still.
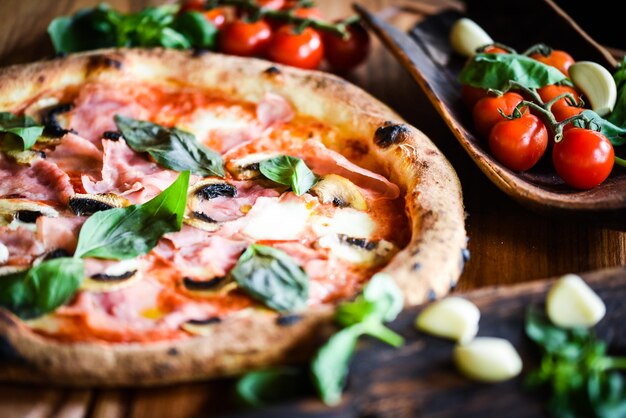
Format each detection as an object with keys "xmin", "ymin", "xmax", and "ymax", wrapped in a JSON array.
[
  {"xmin": 236, "ymin": 367, "xmax": 312, "ymax": 407},
  {"xmin": 0, "ymin": 112, "xmax": 44, "ymax": 150},
  {"xmin": 74, "ymin": 171, "xmax": 190, "ymax": 260},
  {"xmin": 0, "ymin": 258, "xmax": 84, "ymax": 319},
  {"xmin": 311, "ymin": 324, "xmax": 363, "ymax": 406},
  {"xmin": 114, "ymin": 115, "xmax": 224, "ymax": 177},
  {"xmin": 172, "ymin": 11, "xmax": 218, "ymax": 50},
  {"xmin": 47, "ymin": 4, "xmax": 119, "ymax": 53},
  {"xmin": 459, "ymin": 53, "xmax": 566, "ymax": 90},
  {"xmin": 336, "ymin": 273, "xmax": 404, "ymax": 326},
  {"xmin": 259, "ymin": 155, "xmax": 317, "ymax": 196},
  {"xmin": 230, "ymin": 244, "xmax": 309, "ymax": 312},
  {"xmin": 576, "ymin": 110, "xmax": 626, "ymax": 146}
]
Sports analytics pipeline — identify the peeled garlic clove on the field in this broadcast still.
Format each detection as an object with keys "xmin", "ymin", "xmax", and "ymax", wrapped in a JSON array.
[
  {"xmin": 546, "ymin": 274, "xmax": 606, "ymax": 328},
  {"xmin": 569, "ymin": 61, "xmax": 617, "ymax": 117},
  {"xmin": 449, "ymin": 18, "xmax": 494, "ymax": 58},
  {"xmin": 453, "ymin": 337, "xmax": 522, "ymax": 383},
  {"xmin": 415, "ymin": 297, "xmax": 480, "ymax": 343}
]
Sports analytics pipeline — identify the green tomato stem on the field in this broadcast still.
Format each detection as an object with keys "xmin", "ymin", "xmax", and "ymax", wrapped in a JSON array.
[
  {"xmin": 614, "ymin": 156, "xmax": 626, "ymax": 169},
  {"xmin": 599, "ymin": 356, "xmax": 626, "ymax": 370},
  {"xmin": 521, "ymin": 43, "xmax": 553, "ymax": 57}
]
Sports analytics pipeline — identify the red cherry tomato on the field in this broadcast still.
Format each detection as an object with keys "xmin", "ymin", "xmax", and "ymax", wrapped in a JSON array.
[
  {"xmin": 266, "ymin": 26, "xmax": 324, "ymax": 69},
  {"xmin": 293, "ymin": 7, "xmax": 323, "ymax": 19},
  {"xmin": 204, "ymin": 8, "xmax": 227, "ymax": 30},
  {"xmin": 530, "ymin": 50, "xmax": 575, "ymax": 77},
  {"xmin": 482, "ymin": 46, "xmax": 508, "ymax": 54},
  {"xmin": 257, "ymin": 0, "xmax": 285, "ymax": 9},
  {"xmin": 488, "ymin": 114, "xmax": 548, "ymax": 171},
  {"xmin": 538, "ymin": 84, "xmax": 581, "ymax": 110},
  {"xmin": 218, "ymin": 19, "xmax": 272, "ymax": 57},
  {"xmin": 473, "ymin": 92, "xmax": 527, "ymax": 138},
  {"xmin": 552, "ymin": 128, "xmax": 614, "ymax": 189},
  {"xmin": 322, "ymin": 21, "xmax": 370, "ymax": 71},
  {"xmin": 461, "ymin": 85, "xmax": 489, "ymax": 110},
  {"xmin": 179, "ymin": 0, "xmax": 205, "ymax": 13}
]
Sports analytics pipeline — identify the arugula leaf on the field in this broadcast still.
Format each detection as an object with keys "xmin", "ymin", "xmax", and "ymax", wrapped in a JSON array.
[
  {"xmin": 114, "ymin": 115, "xmax": 224, "ymax": 177},
  {"xmin": 236, "ymin": 367, "xmax": 312, "ymax": 407},
  {"xmin": 259, "ymin": 155, "xmax": 317, "ymax": 196},
  {"xmin": 74, "ymin": 171, "xmax": 189, "ymax": 260},
  {"xmin": 0, "ymin": 112, "xmax": 44, "ymax": 150},
  {"xmin": 459, "ymin": 53, "xmax": 567, "ymax": 90},
  {"xmin": 0, "ymin": 258, "xmax": 84, "ymax": 319},
  {"xmin": 230, "ymin": 244, "xmax": 309, "ymax": 312},
  {"xmin": 311, "ymin": 324, "xmax": 363, "ymax": 406},
  {"xmin": 172, "ymin": 11, "xmax": 218, "ymax": 50},
  {"xmin": 48, "ymin": 4, "xmax": 119, "ymax": 53}
]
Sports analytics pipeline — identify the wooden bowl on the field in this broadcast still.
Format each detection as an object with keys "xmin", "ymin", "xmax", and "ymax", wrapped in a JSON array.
[{"xmin": 355, "ymin": 0, "xmax": 626, "ymax": 212}]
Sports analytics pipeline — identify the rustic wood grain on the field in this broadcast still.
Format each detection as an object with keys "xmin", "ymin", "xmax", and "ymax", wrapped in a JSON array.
[{"xmin": 0, "ymin": 0, "xmax": 625, "ymax": 417}]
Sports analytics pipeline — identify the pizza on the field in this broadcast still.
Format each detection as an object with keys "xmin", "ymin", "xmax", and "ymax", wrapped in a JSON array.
[{"xmin": 0, "ymin": 48, "xmax": 466, "ymax": 386}]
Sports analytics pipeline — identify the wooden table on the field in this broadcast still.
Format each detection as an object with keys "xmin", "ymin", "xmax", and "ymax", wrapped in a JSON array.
[{"xmin": 0, "ymin": 0, "xmax": 624, "ymax": 417}]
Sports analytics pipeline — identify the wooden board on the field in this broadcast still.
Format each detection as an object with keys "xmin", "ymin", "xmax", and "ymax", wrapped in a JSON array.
[
  {"xmin": 355, "ymin": 0, "xmax": 626, "ymax": 212},
  {"xmin": 228, "ymin": 266, "xmax": 626, "ymax": 418}
]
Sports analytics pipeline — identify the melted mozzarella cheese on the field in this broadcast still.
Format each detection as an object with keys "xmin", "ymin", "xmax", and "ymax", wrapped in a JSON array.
[
  {"xmin": 311, "ymin": 208, "xmax": 375, "ymax": 238},
  {"xmin": 181, "ymin": 107, "xmax": 253, "ymax": 140},
  {"xmin": 241, "ymin": 198, "xmax": 311, "ymax": 240}
]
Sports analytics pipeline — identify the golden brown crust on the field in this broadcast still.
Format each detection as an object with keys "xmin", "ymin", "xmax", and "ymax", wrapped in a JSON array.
[{"xmin": 0, "ymin": 48, "xmax": 466, "ymax": 386}]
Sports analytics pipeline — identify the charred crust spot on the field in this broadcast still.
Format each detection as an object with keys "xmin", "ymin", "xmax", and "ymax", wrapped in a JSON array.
[
  {"xmin": 167, "ymin": 347, "xmax": 179, "ymax": 356},
  {"xmin": 191, "ymin": 48, "xmax": 209, "ymax": 57},
  {"xmin": 374, "ymin": 122, "xmax": 411, "ymax": 148},
  {"xmin": 195, "ymin": 183, "xmax": 237, "ymax": 200},
  {"xmin": 87, "ymin": 55, "xmax": 123, "ymax": 72},
  {"xmin": 187, "ymin": 317, "xmax": 222, "ymax": 325},
  {"xmin": 44, "ymin": 249, "xmax": 71, "ymax": 261},
  {"xmin": 42, "ymin": 103, "xmax": 73, "ymax": 138},
  {"xmin": 264, "ymin": 65, "xmax": 281, "ymax": 75},
  {"xmin": 450, "ymin": 279, "xmax": 457, "ymax": 291},
  {"xmin": 342, "ymin": 236, "xmax": 377, "ymax": 250},
  {"xmin": 90, "ymin": 271, "xmax": 137, "ymax": 281},
  {"xmin": 183, "ymin": 276, "xmax": 224, "ymax": 291},
  {"xmin": 103, "ymin": 131, "xmax": 122, "ymax": 141},
  {"xmin": 332, "ymin": 197, "xmax": 348, "ymax": 208},
  {"xmin": 461, "ymin": 248, "xmax": 470, "ymax": 262},
  {"xmin": 427, "ymin": 289, "xmax": 437, "ymax": 301},
  {"xmin": 37, "ymin": 75, "xmax": 45, "ymax": 84},
  {"xmin": 276, "ymin": 314, "xmax": 302, "ymax": 326},
  {"xmin": 191, "ymin": 211, "xmax": 217, "ymax": 223},
  {"xmin": 412, "ymin": 262, "xmax": 422, "ymax": 271},
  {"xmin": 15, "ymin": 210, "xmax": 42, "ymax": 223},
  {"xmin": 345, "ymin": 139, "xmax": 369, "ymax": 158}
]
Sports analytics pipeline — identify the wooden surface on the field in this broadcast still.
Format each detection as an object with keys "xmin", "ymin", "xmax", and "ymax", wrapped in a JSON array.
[{"xmin": 0, "ymin": 0, "xmax": 625, "ymax": 417}]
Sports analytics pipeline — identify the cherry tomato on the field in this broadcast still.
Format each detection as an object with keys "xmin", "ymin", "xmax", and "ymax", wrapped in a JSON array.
[
  {"xmin": 461, "ymin": 85, "xmax": 489, "ymax": 110},
  {"xmin": 204, "ymin": 8, "xmax": 227, "ymax": 30},
  {"xmin": 293, "ymin": 7, "xmax": 323, "ymax": 19},
  {"xmin": 256, "ymin": 0, "xmax": 285, "ymax": 9},
  {"xmin": 552, "ymin": 128, "xmax": 614, "ymax": 189},
  {"xmin": 482, "ymin": 45, "xmax": 508, "ymax": 54},
  {"xmin": 530, "ymin": 50, "xmax": 575, "ymax": 77},
  {"xmin": 322, "ymin": 21, "xmax": 370, "ymax": 71},
  {"xmin": 537, "ymin": 84, "xmax": 581, "ymax": 110},
  {"xmin": 218, "ymin": 19, "xmax": 272, "ymax": 57},
  {"xmin": 489, "ymin": 114, "xmax": 548, "ymax": 171},
  {"xmin": 179, "ymin": 0, "xmax": 205, "ymax": 13},
  {"xmin": 473, "ymin": 92, "xmax": 527, "ymax": 138},
  {"xmin": 266, "ymin": 26, "xmax": 324, "ymax": 69}
]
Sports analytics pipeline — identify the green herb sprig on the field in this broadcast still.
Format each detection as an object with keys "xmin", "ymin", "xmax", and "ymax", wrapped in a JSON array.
[
  {"xmin": 259, "ymin": 155, "xmax": 317, "ymax": 196},
  {"xmin": 525, "ymin": 308, "xmax": 626, "ymax": 417},
  {"xmin": 0, "ymin": 112, "xmax": 44, "ymax": 151}
]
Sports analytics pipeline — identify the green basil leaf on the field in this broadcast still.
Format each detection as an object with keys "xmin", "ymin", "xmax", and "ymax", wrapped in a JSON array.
[
  {"xmin": 459, "ymin": 53, "xmax": 567, "ymax": 90},
  {"xmin": 47, "ymin": 4, "xmax": 119, "ymax": 53},
  {"xmin": 236, "ymin": 367, "xmax": 312, "ymax": 407},
  {"xmin": 311, "ymin": 324, "xmax": 363, "ymax": 406},
  {"xmin": 157, "ymin": 27, "xmax": 191, "ymax": 49},
  {"xmin": 172, "ymin": 11, "xmax": 218, "ymax": 50},
  {"xmin": 74, "ymin": 171, "xmax": 190, "ymax": 260},
  {"xmin": 0, "ymin": 258, "xmax": 84, "ymax": 319},
  {"xmin": 336, "ymin": 273, "xmax": 404, "ymax": 326},
  {"xmin": 0, "ymin": 112, "xmax": 44, "ymax": 150},
  {"xmin": 230, "ymin": 244, "xmax": 309, "ymax": 312},
  {"xmin": 259, "ymin": 155, "xmax": 317, "ymax": 196},
  {"xmin": 578, "ymin": 110, "xmax": 626, "ymax": 146},
  {"xmin": 114, "ymin": 115, "xmax": 224, "ymax": 177}
]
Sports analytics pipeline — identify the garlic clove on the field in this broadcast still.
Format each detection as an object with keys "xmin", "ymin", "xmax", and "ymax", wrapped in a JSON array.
[
  {"xmin": 546, "ymin": 274, "xmax": 606, "ymax": 328},
  {"xmin": 415, "ymin": 296, "xmax": 480, "ymax": 343},
  {"xmin": 453, "ymin": 337, "xmax": 523, "ymax": 383},
  {"xmin": 569, "ymin": 61, "xmax": 617, "ymax": 117},
  {"xmin": 449, "ymin": 18, "xmax": 494, "ymax": 58}
]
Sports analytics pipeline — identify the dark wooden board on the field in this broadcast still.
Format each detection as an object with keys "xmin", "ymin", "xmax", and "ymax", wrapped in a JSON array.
[
  {"xmin": 224, "ymin": 266, "xmax": 626, "ymax": 418},
  {"xmin": 355, "ymin": 0, "xmax": 626, "ymax": 212}
]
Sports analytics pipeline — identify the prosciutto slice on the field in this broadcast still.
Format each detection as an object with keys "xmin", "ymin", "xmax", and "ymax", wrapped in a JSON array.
[
  {"xmin": 46, "ymin": 133, "xmax": 103, "ymax": 178},
  {"xmin": 0, "ymin": 155, "xmax": 74, "ymax": 203},
  {"xmin": 0, "ymin": 226, "xmax": 43, "ymax": 266},
  {"xmin": 256, "ymin": 93, "xmax": 295, "ymax": 127},
  {"xmin": 36, "ymin": 216, "xmax": 86, "ymax": 253}
]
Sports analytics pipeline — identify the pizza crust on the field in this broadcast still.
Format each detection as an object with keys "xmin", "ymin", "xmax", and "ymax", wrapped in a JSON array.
[{"xmin": 0, "ymin": 48, "xmax": 466, "ymax": 386}]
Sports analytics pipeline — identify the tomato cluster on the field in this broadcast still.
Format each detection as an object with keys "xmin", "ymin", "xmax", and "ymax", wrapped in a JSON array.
[
  {"xmin": 180, "ymin": 0, "xmax": 370, "ymax": 71},
  {"xmin": 462, "ymin": 49, "xmax": 615, "ymax": 190}
]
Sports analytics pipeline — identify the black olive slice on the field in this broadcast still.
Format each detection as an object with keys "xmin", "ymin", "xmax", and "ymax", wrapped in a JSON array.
[
  {"xmin": 69, "ymin": 194, "xmax": 128, "ymax": 216},
  {"xmin": 42, "ymin": 103, "xmax": 74, "ymax": 137},
  {"xmin": 90, "ymin": 270, "xmax": 137, "ymax": 282},
  {"xmin": 194, "ymin": 183, "xmax": 237, "ymax": 200},
  {"xmin": 15, "ymin": 210, "xmax": 42, "ymax": 223},
  {"xmin": 183, "ymin": 276, "xmax": 225, "ymax": 291}
]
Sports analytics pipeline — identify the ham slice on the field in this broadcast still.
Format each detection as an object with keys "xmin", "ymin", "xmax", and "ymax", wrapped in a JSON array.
[
  {"xmin": 256, "ymin": 93, "xmax": 295, "ymax": 127},
  {"xmin": 0, "ymin": 226, "xmax": 43, "ymax": 266},
  {"xmin": 36, "ymin": 216, "xmax": 87, "ymax": 253},
  {"xmin": 46, "ymin": 133, "xmax": 103, "ymax": 178},
  {"xmin": 0, "ymin": 155, "xmax": 74, "ymax": 203},
  {"xmin": 82, "ymin": 140, "xmax": 179, "ymax": 204}
]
